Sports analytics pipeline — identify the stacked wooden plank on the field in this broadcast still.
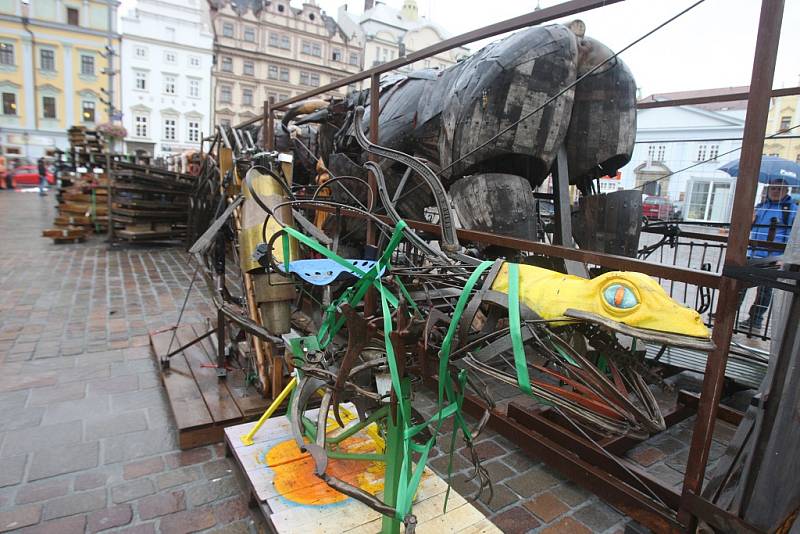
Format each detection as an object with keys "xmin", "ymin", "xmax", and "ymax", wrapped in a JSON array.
[
  {"xmin": 42, "ymin": 172, "xmax": 109, "ymax": 243},
  {"xmin": 111, "ymin": 162, "xmax": 195, "ymax": 243},
  {"xmin": 68, "ymin": 126, "xmax": 104, "ymax": 155}
]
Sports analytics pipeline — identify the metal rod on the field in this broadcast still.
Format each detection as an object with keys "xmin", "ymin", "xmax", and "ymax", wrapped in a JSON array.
[
  {"xmin": 679, "ymin": 0, "xmax": 786, "ymax": 528},
  {"xmin": 637, "ymin": 85, "xmax": 800, "ymax": 109}
]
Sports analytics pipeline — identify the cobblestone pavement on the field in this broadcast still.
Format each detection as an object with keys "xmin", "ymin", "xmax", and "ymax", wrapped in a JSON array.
[{"xmin": 0, "ymin": 191, "xmax": 742, "ymax": 533}]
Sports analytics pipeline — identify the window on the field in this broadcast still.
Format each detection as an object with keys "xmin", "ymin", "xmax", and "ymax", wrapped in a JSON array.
[
  {"xmin": 299, "ymin": 71, "xmax": 319, "ymax": 87},
  {"xmin": 222, "ymin": 22, "xmax": 234, "ymax": 38},
  {"xmin": 220, "ymin": 118, "xmax": 231, "ymax": 128},
  {"xmin": 332, "ymin": 48, "xmax": 342, "ymax": 62},
  {"xmin": 221, "ymin": 56, "xmax": 232, "ymax": 72},
  {"xmin": 42, "ymin": 96, "xmax": 56, "ymax": 119},
  {"xmin": 135, "ymin": 71, "xmax": 147, "ymax": 91},
  {"xmin": 268, "ymin": 65, "xmax": 278, "ymax": 80},
  {"xmin": 243, "ymin": 61, "xmax": 254, "ymax": 76},
  {"xmin": 2, "ymin": 93, "xmax": 16, "ymax": 115},
  {"xmin": 280, "ymin": 35, "xmax": 290, "ymax": 50},
  {"xmin": 219, "ymin": 84, "xmax": 232, "ymax": 103},
  {"xmin": 66, "ymin": 7, "xmax": 79, "ymax": 26},
  {"xmin": 696, "ymin": 144, "xmax": 707, "ymax": 162},
  {"xmin": 279, "ymin": 93, "xmax": 288, "ymax": 102},
  {"xmin": 134, "ymin": 46, "xmax": 147, "ymax": 58},
  {"xmin": 188, "ymin": 78, "xmax": 200, "ymax": 98},
  {"xmin": 268, "ymin": 92, "xmax": 277, "ymax": 104},
  {"xmin": 780, "ymin": 116, "xmax": 791, "ymax": 131},
  {"xmin": 277, "ymin": 3, "xmax": 284, "ymax": 12},
  {"xmin": 163, "ymin": 75, "xmax": 176, "ymax": 95},
  {"xmin": 244, "ymin": 27, "xmax": 255, "ymax": 42},
  {"xmin": 280, "ymin": 67, "xmax": 289, "ymax": 82},
  {"xmin": 82, "ymin": 101, "xmax": 95, "ymax": 123},
  {"xmin": 309, "ymin": 13, "xmax": 315, "ymax": 20},
  {"xmin": 708, "ymin": 144, "xmax": 719, "ymax": 161},
  {"xmin": 301, "ymin": 40, "xmax": 321, "ymax": 57},
  {"xmin": 80, "ymin": 54, "xmax": 94, "ymax": 76},
  {"xmin": 135, "ymin": 114, "xmax": 148, "ymax": 137},
  {"xmin": 189, "ymin": 56, "xmax": 200, "ymax": 67},
  {"xmin": 163, "ymin": 117, "xmax": 176, "ymax": 140},
  {"xmin": 40, "ymin": 49, "xmax": 55, "ymax": 71},
  {"xmin": 187, "ymin": 120, "xmax": 200, "ymax": 142},
  {"xmin": 648, "ymin": 144, "xmax": 666, "ymax": 162},
  {"xmin": 0, "ymin": 43, "xmax": 13, "ymax": 66},
  {"xmin": 164, "ymin": 51, "xmax": 176, "ymax": 64},
  {"xmin": 242, "ymin": 88, "xmax": 253, "ymax": 106},
  {"xmin": 349, "ymin": 52, "xmax": 359, "ymax": 66}
]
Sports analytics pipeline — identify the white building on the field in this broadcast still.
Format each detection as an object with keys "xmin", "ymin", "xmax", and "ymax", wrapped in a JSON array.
[
  {"xmin": 120, "ymin": 0, "xmax": 213, "ymax": 159},
  {"xmin": 337, "ymin": 0, "xmax": 467, "ymax": 72},
  {"xmin": 619, "ymin": 87, "xmax": 747, "ymax": 223}
]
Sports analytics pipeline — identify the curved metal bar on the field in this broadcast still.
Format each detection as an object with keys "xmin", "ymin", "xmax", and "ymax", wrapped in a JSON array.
[{"xmin": 351, "ymin": 106, "xmax": 460, "ymax": 252}]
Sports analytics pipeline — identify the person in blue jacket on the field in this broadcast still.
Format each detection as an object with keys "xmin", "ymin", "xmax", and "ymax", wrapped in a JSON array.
[{"xmin": 738, "ymin": 177, "xmax": 797, "ymax": 329}]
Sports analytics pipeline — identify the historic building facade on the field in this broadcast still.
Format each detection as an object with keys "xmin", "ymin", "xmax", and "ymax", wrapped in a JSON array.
[
  {"xmin": 209, "ymin": 0, "xmax": 363, "ymax": 127},
  {"xmin": 337, "ymin": 0, "xmax": 467, "ymax": 72},
  {"xmin": 0, "ymin": 0, "xmax": 119, "ymax": 162},
  {"xmin": 762, "ymin": 93, "xmax": 800, "ymax": 163},
  {"xmin": 120, "ymin": 0, "xmax": 213, "ymax": 159}
]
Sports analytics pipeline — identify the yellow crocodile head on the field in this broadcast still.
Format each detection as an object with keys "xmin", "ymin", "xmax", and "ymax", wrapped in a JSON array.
[{"xmin": 491, "ymin": 263, "xmax": 710, "ymax": 339}]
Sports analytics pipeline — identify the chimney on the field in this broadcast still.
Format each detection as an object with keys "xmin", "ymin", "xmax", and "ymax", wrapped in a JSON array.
[{"xmin": 364, "ymin": 0, "xmax": 374, "ymax": 11}]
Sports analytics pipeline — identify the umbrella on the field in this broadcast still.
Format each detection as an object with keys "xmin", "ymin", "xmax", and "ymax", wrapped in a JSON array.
[{"xmin": 719, "ymin": 156, "xmax": 800, "ymax": 187}]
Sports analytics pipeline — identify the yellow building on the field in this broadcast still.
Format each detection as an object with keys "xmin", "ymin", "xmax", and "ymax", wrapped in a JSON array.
[
  {"xmin": 763, "ymin": 94, "xmax": 800, "ymax": 163},
  {"xmin": 0, "ymin": 0, "xmax": 119, "ymax": 163}
]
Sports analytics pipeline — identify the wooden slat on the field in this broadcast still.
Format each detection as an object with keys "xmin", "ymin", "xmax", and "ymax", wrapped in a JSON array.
[
  {"xmin": 175, "ymin": 327, "xmax": 243, "ymax": 424},
  {"xmin": 150, "ymin": 327, "xmax": 213, "ymax": 430}
]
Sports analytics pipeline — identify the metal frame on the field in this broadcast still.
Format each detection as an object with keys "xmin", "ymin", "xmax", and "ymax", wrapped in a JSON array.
[{"xmin": 221, "ymin": 0, "xmax": 789, "ymax": 531}]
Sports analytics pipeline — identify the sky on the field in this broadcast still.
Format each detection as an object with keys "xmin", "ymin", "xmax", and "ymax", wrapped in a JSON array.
[{"xmin": 310, "ymin": 0, "xmax": 800, "ymax": 97}]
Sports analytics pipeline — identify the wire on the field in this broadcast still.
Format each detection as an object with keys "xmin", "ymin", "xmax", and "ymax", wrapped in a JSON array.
[{"xmin": 634, "ymin": 123, "xmax": 800, "ymax": 191}]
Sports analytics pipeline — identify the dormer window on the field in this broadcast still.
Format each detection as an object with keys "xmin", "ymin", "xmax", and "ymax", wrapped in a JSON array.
[
  {"xmin": 309, "ymin": 13, "xmax": 315, "ymax": 20},
  {"xmin": 277, "ymin": 4, "xmax": 284, "ymax": 12}
]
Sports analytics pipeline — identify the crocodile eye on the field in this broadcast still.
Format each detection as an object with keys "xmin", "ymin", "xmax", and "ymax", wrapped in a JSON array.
[{"xmin": 603, "ymin": 284, "xmax": 638, "ymax": 309}]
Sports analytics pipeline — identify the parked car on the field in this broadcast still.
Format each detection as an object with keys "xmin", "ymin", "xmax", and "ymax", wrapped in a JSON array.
[
  {"xmin": 10, "ymin": 165, "xmax": 55, "ymax": 187},
  {"xmin": 642, "ymin": 196, "xmax": 674, "ymax": 220}
]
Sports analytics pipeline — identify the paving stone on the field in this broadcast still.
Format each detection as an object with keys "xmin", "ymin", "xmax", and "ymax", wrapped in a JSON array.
[
  {"xmin": 447, "ymin": 472, "xmax": 479, "ymax": 500},
  {"xmin": 523, "ymin": 491, "xmax": 569, "ymax": 523},
  {"xmin": 489, "ymin": 505, "xmax": 539, "ymax": 534},
  {"xmin": 429, "ymin": 451, "xmax": 471, "ymax": 475},
  {"xmin": 86, "ymin": 504, "xmax": 133, "ymax": 533},
  {"xmin": 483, "ymin": 460, "xmax": 514, "ymax": 483},
  {"xmin": 111, "ymin": 478, "xmax": 156, "ymax": 504},
  {"xmin": 86, "ymin": 411, "xmax": 148, "ymax": 441},
  {"xmin": 1, "ymin": 421, "xmax": 83, "ymax": 457},
  {"xmin": 664, "ymin": 449, "xmax": 690, "ymax": 474},
  {"xmin": 87, "ymin": 375, "xmax": 139, "ymax": 396},
  {"xmin": 115, "ymin": 522, "xmax": 156, "ymax": 534},
  {"xmin": 207, "ymin": 521, "xmax": 251, "ymax": 534},
  {"xmin": 104, "ymin": 428, "xmax": 176, "ymax": 463},
  {"xmin": 155, "ymin": 467, "xmax": 201, "ymax": 490},
  {"xmin": 41, "ymin": 397, "xmax": 112, "ymax": 425},
  {"xmin": 500, "ymin": 450, "xmax": 539, "ymax": 471},
  {"xmin": 628, "ymin": 446, "xmax": 666, "ymax": 467},
  {"xmin": 15, "ymin": 478, "xmax": 71, "ymax": 504},
  {"xmin": 123, "ymin": 457, "xmax": 165, "ymax": 480},
  {"xmin": 74, "ymin": 471, "xmax": 111, "ymax": 491},
  {"xmin": 505, "ymin": 465, "xmax": 559, "ymax": 498},
  {"xmin": 186, "ymin": 476, "xmax": 241, "ymax": 507},
  {"xmin": 572, "ymin": 501, "xmax": 625, "ymax": 532},
  {"xmin": 0, "ymin": 406, "xmax": 45, "ymax": 432},
  {"xmin": 137, "ymin": 490, "xmax": 186, "ymax": 520},
  {"xmin": 165, "ymin": 446, "xmax": 213, "ymax": 468},
  {"xmin": 0, "ymin": 455, "xmax": 27, "ymax": 487},
  {"xmin": 0, "ymin": 505, "xmax": 41, "ymax": 532},
  {"xmin": 540, "ymin": 515, "xmax": 592, "ymax": 534},
  {"xmin": 26, "ymin": 383, "xmax": 86, "ymax": 407},
  {"xmin": 29, "ymin": 441, "xmax": 99, "ymax": 481},
  {"xmin": 461, "ymin": 439, "xmax": 505, "ymax": 462},
  {"xmin": 110, "ymin": 389, "xmax": 165, "ymax": 413},
  {"xmin": 550, "ymin": 482, "xmax": 592, "ymax": 507},
  {"xmin": 16, "ymin": 514, "xmax": 86, "ymax": 534},
  {"xmin": 158, "ymin": 507, "xmax": 216, "ymax": 534},
  {"xmin": 480, "ymin": 483, "xmax": 518, "ymax": 512},
  {"xmin": 648, "ymin": 436, "xmax": 686, "ymax": 456},
  {"xmin": 42, "ymin": 488, "xmax": 107, "ymax": 520},
  {"xmin": 211, "ymin": 496, "xmax": 249, "ymax": 525},
  {"xmin": 202, "ymin": 458, "xmax": 235, "ymax": 480}
]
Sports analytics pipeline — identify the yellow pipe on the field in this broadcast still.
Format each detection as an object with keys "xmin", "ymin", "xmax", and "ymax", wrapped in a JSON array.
[{"xmin": 241, "ymin": 375, "xmax": 298, "ymax": 446}]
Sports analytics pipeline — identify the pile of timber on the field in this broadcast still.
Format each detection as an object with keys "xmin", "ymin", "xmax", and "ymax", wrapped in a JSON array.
[
  {"xmin": 68, "ymin": 126, "xmax": 104, "ymax": 155},
  {"xmin": 42, "ymin": 172, "xmax": 109, "ymax": 243},
  {"xmin": 111, "ymin": 162, "xmax": 195, "ymax": 243}
]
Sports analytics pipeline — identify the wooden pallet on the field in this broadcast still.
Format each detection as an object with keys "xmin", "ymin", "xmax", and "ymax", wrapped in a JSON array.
[
  {"xmin": 224, "ymin": 412, "xmax": 501, "ymax": 534},
  {"xmin": 151, "ymin": 323, "xmax": 270, "ymax": 449}
]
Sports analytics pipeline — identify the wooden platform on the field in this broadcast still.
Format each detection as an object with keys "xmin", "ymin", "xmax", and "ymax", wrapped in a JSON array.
[
  {"xmin": 224, "ymin": 410, "xmax": 501, "ymax": 533},
  {"xmin": 151, "ymin": 323, "xmax": 271, "ymax": 449}
]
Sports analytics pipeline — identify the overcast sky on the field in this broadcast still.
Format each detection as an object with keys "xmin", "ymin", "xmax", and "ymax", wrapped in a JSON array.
[{"xmin": 312, "ymin": 0, "xmax": 800, "ymax": 97}]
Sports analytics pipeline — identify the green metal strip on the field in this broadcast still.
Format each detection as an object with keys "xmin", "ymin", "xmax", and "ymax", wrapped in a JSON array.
[{"xmin": 508, "ymin": 263, "xmax": 533, "ymax": 396}]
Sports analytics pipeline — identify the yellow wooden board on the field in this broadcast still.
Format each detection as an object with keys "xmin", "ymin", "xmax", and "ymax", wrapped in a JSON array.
[{"xmin": 224, "ymin": 406, "xmax": 501, "ymax": 534}]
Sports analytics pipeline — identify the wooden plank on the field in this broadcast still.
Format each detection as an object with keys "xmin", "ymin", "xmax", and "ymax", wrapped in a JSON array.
[
  {"xmin": 150, "ymin": 327, "xmax": 213, "ymax": 430},
  {"xmin": 175, "ymin": 326, "xmax": 243, "ymax": 424},
  {"xmin": 190, "ymin": 325, "xmax": 269, "ymax": 417}
]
